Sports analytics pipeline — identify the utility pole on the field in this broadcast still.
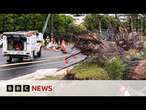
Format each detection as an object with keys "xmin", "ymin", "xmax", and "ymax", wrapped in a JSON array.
[{"xmin": 42, "ymin": 14, "xmax": 51, "ymax": 37}]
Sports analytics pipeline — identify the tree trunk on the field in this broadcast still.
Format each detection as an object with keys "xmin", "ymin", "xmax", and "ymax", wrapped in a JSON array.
[
  {"xmin": 143, "ymin": 14, "xmax": 145, "ymax": 33},
  {"xmin": 136, "ymin": 15, "xmax": 138, "ymax": 32}
]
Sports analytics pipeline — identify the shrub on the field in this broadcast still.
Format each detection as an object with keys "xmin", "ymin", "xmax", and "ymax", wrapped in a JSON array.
[
  {"xmin": 71, "ymin": 61, "xmax": 109, "ymax": 80},
  {"xmin": 104, "ymin": 56, "xmax": 127, "ymax": 80},
  {"xmin": 125, "ymin": 49, "xmax": 146, "ymax": 61},
  {"xmin": 69, "ymin": 55, "xmax": 128, "ymax": 80},
  {"xmin": 140, "ymin": 51, "xmax": 146, "ymax": 59}
]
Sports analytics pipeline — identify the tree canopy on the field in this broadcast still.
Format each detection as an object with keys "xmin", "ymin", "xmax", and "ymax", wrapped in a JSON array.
[
  {"xmin": 83, "ymin": 14, "xmax": 122, "ymax": 31},
  {"xmin": 0, "ymin": 14, "xmax": 48, "ymax": 33},
  {"xmin": 0, "ymin": 14, "xmax": 76, "ymax": 37}
]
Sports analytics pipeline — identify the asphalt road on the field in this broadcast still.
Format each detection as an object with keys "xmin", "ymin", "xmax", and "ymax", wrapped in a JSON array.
[{"xmin": 0, "ymin": 47, "xmax": 86, "ymax": 80}]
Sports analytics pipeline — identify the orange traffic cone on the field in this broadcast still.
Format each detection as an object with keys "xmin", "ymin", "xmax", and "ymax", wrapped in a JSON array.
[
  {"xmin": 61, "ymin": 40, "xmax": 67, "ymax": 54},
  {"xmin": 64, "ymin": 58, "xmax": 69, "ymax": 75},
  {"xmin": 65, "ymin": 58, "xmax": 68, "ymax": 64}
]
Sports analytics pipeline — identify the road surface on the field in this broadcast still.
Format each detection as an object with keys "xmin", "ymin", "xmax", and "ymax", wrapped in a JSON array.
[{"xmin": 0, "ymin": 47, "xmax": 86, "ymax": 80}]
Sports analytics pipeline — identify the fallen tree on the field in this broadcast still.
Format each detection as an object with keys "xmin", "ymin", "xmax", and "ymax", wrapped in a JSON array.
[
  {"xmin": 63, "ymin": 31, "xmax": 146, "ymax": 80},
  {"xmin": 70, "ymin": 32, "xmax": 126, "ymax": 62}
]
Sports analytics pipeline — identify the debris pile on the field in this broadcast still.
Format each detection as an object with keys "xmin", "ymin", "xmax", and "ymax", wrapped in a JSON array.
[
  {"xmin": 128, "ymin": 60, "xmax": 146, "ymax": 79},
  {"xmin": 116, "ymin": 32, "xmax": 144, "ymax": 51},
  {"xmin": 72, "ymin": 32, "xmax": 125, "ymax": 61}
]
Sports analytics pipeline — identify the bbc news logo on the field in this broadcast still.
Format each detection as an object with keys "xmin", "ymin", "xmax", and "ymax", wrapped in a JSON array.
[{"xmin": 6, "ymin": 85, "xmax": 53, "ymax": 92}]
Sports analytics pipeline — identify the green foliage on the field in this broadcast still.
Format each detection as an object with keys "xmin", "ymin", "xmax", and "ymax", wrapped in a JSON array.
[
  {"xmin": 0, "ymin": 14, "xmax": 75, "ymax": 39},
  {"xmin": 71, "ymin": 61, "xmax": 109, "ymax": 80},
  {"xmin": 68, "ymin": 24, "xmax": 87, "ymax": 35},
  {"xmin": 0, "ymin": 14, "xmax": 48, "ymax": 32},
  {"xmin": 52, "ymin": 14, "xmax": 74, "ymax": 37},
  {"xmin": 70, "ymin": 55, "xmax": 128, "ymax": 80},
  {"xmin": 104, "ymin": 56, "xmax": 127, "ymax": 80},
  {"xmin": 125, "ymin": 49, "xmax": 146, "ymax": 61},
  {"xmin": 83, "ymin": 14, "xmax": 121, "ymax": 31},
  {"xmin": 124, "ymin": 14, "xmax": 145, "ymax": 31},
  {"xmin": 83, "ymin": 14, "xmax": 99, "ymax": 31},
  {"xmin": 140, "ymin": 51, "xmax": 146, "ymax": 59}
]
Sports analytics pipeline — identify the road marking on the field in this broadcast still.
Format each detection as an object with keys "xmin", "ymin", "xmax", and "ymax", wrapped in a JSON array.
[
  {"xmin": 0, "ymin": 54, "xmax": 69, "ymax": 68},
  {"xmin": 0, "ymin": 61, "xmax": 64, "ymax": 72},
  {"xmin": 0, "ymin": 58, "xmax": 81, "ymax": 72}
]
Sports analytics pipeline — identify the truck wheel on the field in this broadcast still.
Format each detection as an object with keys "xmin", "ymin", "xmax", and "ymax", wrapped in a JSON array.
[
  {"xmin": 18, "ymin": 58, "xmax": 23, "ymax": 62},
  {"xmin": 7, "ymin": 56, "xmax": 12, "ymax": 63},
  {"xmin": 37, "ymin": 47, "xmax": 42, "ymax": 57},
  {"xmin": 30, "ymin": 51, "xmax": 35, "ymax": 61}
]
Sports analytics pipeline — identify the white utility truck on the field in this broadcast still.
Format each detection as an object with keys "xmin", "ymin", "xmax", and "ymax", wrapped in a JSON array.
[
  {"xmin": 0, "ymin": 34, "xmax": 3, "ymax": 47},
  {"xmin": 2, "ymin": 31, "xmax": 44, "ymax": 63}
]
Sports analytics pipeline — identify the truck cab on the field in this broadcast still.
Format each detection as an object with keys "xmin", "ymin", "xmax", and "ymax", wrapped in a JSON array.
[{"xmin": 2, "ymin": 31, "xmax": 44, "ymax": 63}]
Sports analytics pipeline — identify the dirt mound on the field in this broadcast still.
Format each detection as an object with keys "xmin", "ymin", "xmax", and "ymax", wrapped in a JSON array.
[{"xmin": 128, "ymin": 60, "xmax": 146, "ymax": 79}]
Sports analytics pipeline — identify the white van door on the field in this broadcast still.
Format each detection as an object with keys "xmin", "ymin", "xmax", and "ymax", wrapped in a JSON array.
[{"xmin": 2, "ymin": 35, "xmax": 7, "ymax": 54}]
